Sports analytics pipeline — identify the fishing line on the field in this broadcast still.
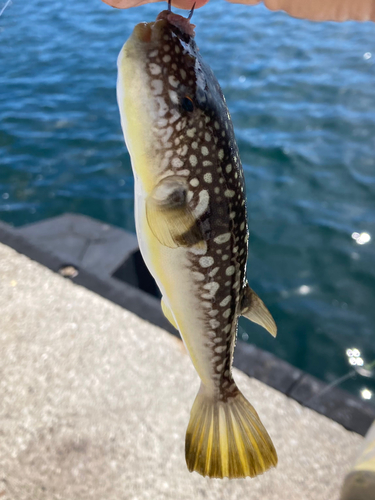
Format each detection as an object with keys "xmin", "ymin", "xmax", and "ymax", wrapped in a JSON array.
[
  {"xmin": 0, "ymin": 0, "xmax": 12, "ymax": 18},
  {"xmin": 307, "ymin": 358, "xmax": 375, "ymax": 404}
]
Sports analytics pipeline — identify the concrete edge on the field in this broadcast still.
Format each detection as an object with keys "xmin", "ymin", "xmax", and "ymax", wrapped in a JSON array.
[{"xmin": 1, "ymin": 216, "xmax": 374, "ymax": 436}]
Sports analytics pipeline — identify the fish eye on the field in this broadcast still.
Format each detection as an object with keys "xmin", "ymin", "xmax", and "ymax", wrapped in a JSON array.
[{"xmin": 181, "ymin": 96, "xmax": 194, "ymax": 112}]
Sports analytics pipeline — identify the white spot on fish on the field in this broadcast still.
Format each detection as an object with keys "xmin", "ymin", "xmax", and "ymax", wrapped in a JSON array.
[
  {"xmin": 214, "ymin": 121, "xmax": 220, "ymax": 129},
  {"xmin": 223, "ymin": 308, "xmax": 231, "ymax": 319},
  {"xmin": 214, "ymin": 187, "xmax": 220, "ymax": 194},
  {"xmin": 202, "ymin": 284, "xmax": 219, "ymax": 300},
  {"xmin": 209, "ymin": 319, "xmax": 220, "ymax": 329},
  {"xmin": 199, "ymin": 256, "xmax": 214, "ymax": 268},
  {"xmin": 187, "ymin": 127, "xmax": 196, "ymax": 138},
  {"xmin": 205, "ymin": 132, "xmax": 211, "ymax": 142},
  {"xmin": 169, "ymin": 110, "xmax": 181, "ymax": 124},
  {"xmin": 177, "ymin": 144, "xmax": 188, "ymax": 156},
  {"xmin": 224, "ymin": 324, "xmax": 231, "ymax": 334},
  {"xmin": 222, "ymin": 255, "xmax": 229, "ymax": 261},
  {"xmin": 151, "ymin": 79, "xmax": 163, "ymax": 95},
  {"xmin": 149, "ymin": 49, "xmax": 158, "ymax": 57},
  {"xmin": 209, "ymin": 267, "xmax": 219, "ymax": 278},
  {"xmin": 171, "ymin": 157, "xmax": 183, "ymax": 168},
  {"xmin": 216, "ymin": 363, "xmax": 224, "ymax": 372},
  {"xmin": 176, "ymin": 169, "xmax": 190, "ymax": 176},
  {"xmin": 226, "ymin": 266, "xmax": 235, "ymax": 276},
  {"xmin": 162, "ymin": 127, "xmax": 173, "ymax": 144},
  {"xmin": 218, "ymin": 149, "xmax": 224, "ymax": 160},
  {"xmin": 163, "ymin": 55, "xmax": 171, "ymax": 63},
  {"xmin": 224, "ymin": 189, "xmax": 235, "ymax": 198},
  {"xmin": 226, "ymin": 164, "xmax": 232, "ymax": 173},
  {"xmin": 189, "ymin": 241, "xmax": 207, "ymax": 255},
  {"xmin": 189, "ymin": 155, "xmax": 197, "ymax": 167},
  {"xmin": 192, "ymin": 272, "xmax": 205, "ymax": 281},
  {"xmin": 192, "ymin": 142, "xmax": 198, "ymax": 150},
  {"xmin": 180, "ymin": 68, "xmax": 186, "ymax": 79},
  {"xmin": 175, "ymin": 46, "xmax": 180, "ymax": 54},
  {"xmin": 240, "ymin": 222, "xmax": 245, "ymax": 231},
  {"xmin": 149, "ymin": 64, "xmax": 161, "ymax": 75},
  {"xmin": 176, "ymin": 121, "xmax": 184, "ymax": 132},
  {"xmin": 215, "ymin": 345, "xmax": 226, "ymax": 354},
  {"xmin": 156, "ymin": 118, "xmax": 168, "ymax": 127},
  {"xmin": 204, "ymin": 173, "xmax": 212, "ymax": 183},
  {"xmin": 155, "ymin": 96, "xmax": 168, "ymax": 116},
  {"xmin": 220, "ymin": 295, "xmax": 231, "ymax": 307},
  {"xmin": 209, "ymin": 310, "xmax": 219, "ymax": 317},
  {"xmin": 230, "ymin": 211, "xmax": 236, "ymax": 219},
  {"xmin": 168, "ymin": 75, "xmax": 179, "ymax": 88},
  {"xmin": 193, "ymin": 190, "xmax": 209, "ymax": 218},
  {"xmin": 201, "ymin": 146, "xmax": 209, "ymax": 156},
  {"xmin": 203, "ymin": 160, "xmax": 213, "ymax": 167},
  {"xmin": 190, "ymin": 178, "xmax": 199, "ymax": 187},
  {"xmin": 214, "ymin": 233, "xmax": 231, "ymax": 244},
  {"xmin": 233, "ymin": 280, "xmax": 240, "ymax": 289},
  {"xmin": 168, "ymin": 90, "xmax": 179, "ymax": 104},
  {"xmin": 164, "ymin": 44, "xmax": 170, "ymax": 51}
]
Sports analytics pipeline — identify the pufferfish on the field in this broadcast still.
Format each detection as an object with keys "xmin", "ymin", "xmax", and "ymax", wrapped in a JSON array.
[{"xmin": 117, "ymin": 5, "xmax": 278, "ymax": 479}]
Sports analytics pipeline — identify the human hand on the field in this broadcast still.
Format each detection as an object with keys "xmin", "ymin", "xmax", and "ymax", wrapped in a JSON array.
[
  {"xmin": 101, "ymin": 0, "xmax": 209, "ymax": 10},
  {"xmin": 101, "ymin": 0, "xmax": 375, "ymax": 22}
]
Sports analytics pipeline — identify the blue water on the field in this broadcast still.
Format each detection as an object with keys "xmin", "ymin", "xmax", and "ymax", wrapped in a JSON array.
[{"xmin": 1, "ymin": 0, "xmax": 375, "ymax": 403}]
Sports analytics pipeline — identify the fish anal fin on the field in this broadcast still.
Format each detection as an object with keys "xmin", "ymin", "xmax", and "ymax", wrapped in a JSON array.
[
  {"xmin": 146, "ymin": 176, "xmax": 204, "ymax": 249},
  {"xmin": 161, "ymin": 297, "xmax": 178, "ymax": 330},
  {"xmin": 241, "ymin": 284, "xmax": 277, "ymax": 338},
  {"xmin": 185, "ymin": 383, "xmax": 277, "ymax": 478}
]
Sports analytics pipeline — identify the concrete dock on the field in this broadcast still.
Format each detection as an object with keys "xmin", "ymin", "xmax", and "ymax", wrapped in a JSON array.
[{"xmin": 0, "ymin": 242, "xmax": 363, "ymax": 499}]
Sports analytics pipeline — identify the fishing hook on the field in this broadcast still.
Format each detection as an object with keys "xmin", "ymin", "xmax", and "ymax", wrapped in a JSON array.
[{"xmin": 188, "ymin": 2, "xmax": 196, "ymax": 20}]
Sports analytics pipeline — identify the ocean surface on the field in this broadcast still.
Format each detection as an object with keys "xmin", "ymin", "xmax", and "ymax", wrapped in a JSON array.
[{"xmin": 1, "ymin": 0, "xmax": 374, "ymax": 404}]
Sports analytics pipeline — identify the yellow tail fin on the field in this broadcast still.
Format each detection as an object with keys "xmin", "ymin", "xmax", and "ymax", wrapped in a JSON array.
[{"xmin": 185, "ymin": 383, "xmax": 277, "ymax": 479}]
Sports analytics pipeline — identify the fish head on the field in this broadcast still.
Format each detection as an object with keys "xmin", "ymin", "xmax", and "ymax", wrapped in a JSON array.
[{"xmin": 117, "ymin": 10, "xmax": 229, "ymax": 193}]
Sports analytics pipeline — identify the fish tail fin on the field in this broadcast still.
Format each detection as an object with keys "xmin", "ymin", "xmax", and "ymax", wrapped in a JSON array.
[{"xmin": 185, "ymin": 382, "xmax": 277, "ymax": 479}]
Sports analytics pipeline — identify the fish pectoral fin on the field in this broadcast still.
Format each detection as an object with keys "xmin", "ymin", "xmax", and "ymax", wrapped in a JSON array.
[
  {"xmin": 146, "ymin": 176, "xmax": 204, "ymax": 249},
  {"xmin": 241, "ymin": 283, "xmax": 277, "ymax": 338},
  {"xmin": 161, "ymin": 297, "xmax": 179, "ymax": 330}
]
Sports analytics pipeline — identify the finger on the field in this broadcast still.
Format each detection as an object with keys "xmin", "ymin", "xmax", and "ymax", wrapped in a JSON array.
[
  {"xmin": 226, "ymin": 0, "xmax": 375, "ymax": 22},
  {"xmin": 101, "ymin": 0, "xmax": 209, "ymax": 10}
]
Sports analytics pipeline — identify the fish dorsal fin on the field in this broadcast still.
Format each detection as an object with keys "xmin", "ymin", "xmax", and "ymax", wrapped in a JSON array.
[
  {"xmin": 240, "ymin": 283, "xmax": 277, "ymax": 338},
  {"xmin": 161, "ymin": 297, "xmax": 178, "ymax": 330},
  {"xmin": 146, "ymin": 175, "xmax": 204, "ymax": 249}
]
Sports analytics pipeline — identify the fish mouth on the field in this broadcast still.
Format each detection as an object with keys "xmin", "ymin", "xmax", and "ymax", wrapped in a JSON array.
[
  {"xmin": 132, "ymin": 10, "xmax": 195, "ymax": 44},
  {"xmin": 132, "ymin": 22, "xmax": 156, "ymax": 43}
]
